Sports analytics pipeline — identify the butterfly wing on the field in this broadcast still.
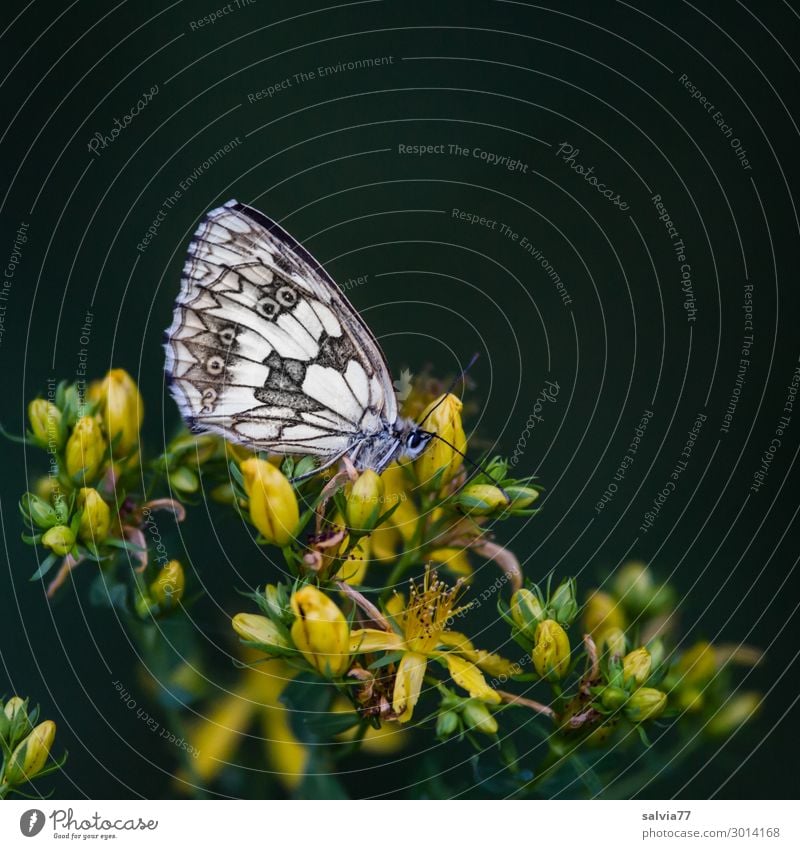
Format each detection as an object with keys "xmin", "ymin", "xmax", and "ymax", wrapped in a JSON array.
[{"xmin": 164, "ymin": 200, "xmax": 397, "ymax": 455}]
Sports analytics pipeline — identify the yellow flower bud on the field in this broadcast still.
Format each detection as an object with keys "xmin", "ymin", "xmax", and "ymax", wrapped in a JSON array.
[
  {"xmin": 65, "ymin": 416, "xmax": 106, "ymax": 481},
  {"xmin": 625, "ymin": 687, "xmax": 667, "ymax": 722},
  {"xmin": 28, "ymin": 399, "xmax": 63, "ymax": 448},
  {"xmin": 345, "ymin": 469, "xmax": 384, "ymax": 531},
  {"xmin": 504, "ymin": 484, "xmax": 540, "ymax": 510},
  {"xmin": 414, "ymin": 393, "xmax": 466, "ymax": 487},
  {"xmin": 622, "ymin": 647, "xmax": 652, "ymax": 687},
  {"xmin": 601, "ymin": 686, "xmax": 627, "ymax": 711},
  {"xmin": 21, "ymin": 493, "xmax": 59, "ymax": 529},
  {"xmin": 4, "ymin": 720, "xmax": 56, "ymax": 785},
  {"xmin": 168, "ymin": 466, "xmax": 199, "ymax": 494},
  {"xmin": 510, "ymin": 588, "xmax": 544, "ymax": 638},
  {"xmin": 4, "ymin": 696, "xmax": 26, "ymax": 721},
  {"xmin": 241, "ymin": 457, "xmax": 299, "ymax": 547},
  {"xmin": 598, "ymin": 627, "xmax": 627, "ymax": 658},
  {"xmin": 706, "ymin": 692, "xmax": 762, "ymax": 737},
  {"xmin": 150, "ymin": 560, "xmax": 185, "ymax": 608},
  {"xmin": 462, "ymin": 700, "xmax": 498, "ymax": 735},
  {"xmin": 232, "ymin": 613, "xmax": 290, "ymax": 650},
  {"xmin": 290, "ymin": 585, "xmax": 350, "ymax": 677},
  {"xmin": 96, "ymin": 369, "xmax": 143, "ymax": 455},
  {"xmin": 613, "ymin": 560, "xmax": 674, "ymax": 615},
  {"xmin": 675, "ymin": 641, "xmax": 717, "ymax": 686},
  {"xmin": 41, "ymin": 525, "xmax": 75, "ymax": 557},
  {"xmin": 456, "ymin": 484, "xmax": 510, "ymax": 516},
  {"xmin": 532, "ymin": 619, "xmax": 571, "ymax": 680},
  {"xmin": 76, "ymin": 488, "xmax": 111, "ymax": 543},
  {"xmin": 584, "ymin": 590, "xmax": 626, "ymax": 640}
]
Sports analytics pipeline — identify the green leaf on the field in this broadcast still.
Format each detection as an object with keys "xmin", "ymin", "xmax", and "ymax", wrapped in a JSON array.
[
  {"xmin": 29, "ymin": 553, "xmax": 57, "ymax": 581},
  {"xmin": 302, "ymin": 710, "xmax": 361, "ymax": 738},
  {"xmin": 367, "ymin": 650, "xmax": 405, "ymax": 670}
]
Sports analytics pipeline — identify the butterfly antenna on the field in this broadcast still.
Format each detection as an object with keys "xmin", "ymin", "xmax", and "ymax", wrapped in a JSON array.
[
  {"xmin": 428, "ymin": 432, "xmax": 508, "ymax": 495},
  {"xmin": 417, "ymin": 352, "xmax": 480, "ymax": 429}
]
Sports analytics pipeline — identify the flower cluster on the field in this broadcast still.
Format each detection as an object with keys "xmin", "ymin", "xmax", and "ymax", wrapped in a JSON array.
[
  {"xmin": 10, "ymin": 368, "xmax": 765, "ymax": 798},
  {"xmin": 0, "ymin": 696, "xmax": 63, "ymax": 798}
]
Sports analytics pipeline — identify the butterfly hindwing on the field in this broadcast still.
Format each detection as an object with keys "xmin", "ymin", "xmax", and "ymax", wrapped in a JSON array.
[{"xmin": 164, "ymin": 200, "xmax": 396, "ymax": 455}]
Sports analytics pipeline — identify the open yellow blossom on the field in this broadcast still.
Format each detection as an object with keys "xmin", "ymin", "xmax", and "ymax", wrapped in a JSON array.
[
  {"xmin": 349, "ymin": 570, "xmax": 504, "ymax": 722},
  {"xmin": 177, "ymin": 658, "xmax": 307, "ymax": 792}
]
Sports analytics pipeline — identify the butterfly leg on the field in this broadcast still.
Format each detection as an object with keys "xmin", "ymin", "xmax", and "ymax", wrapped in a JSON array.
[
  {"xmin": 289, "ymin": 446, "xmax": 355, "ymax": 484},
  {"xmin": 340, "ymin": 453, "xmax": 359, "ymax": 482}
]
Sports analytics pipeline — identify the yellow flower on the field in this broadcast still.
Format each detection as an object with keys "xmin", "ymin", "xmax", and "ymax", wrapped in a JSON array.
[
  {"xmin": 150, "ymin": 560, "xmax": 185, "ymax": 609},
  {"xmin": 706, "ymin": 692, "xmax": 762, "ymax": 736},
  {"xmin": 336, "ymin": 537, "xmax": 370, "ymax": 585},
  {"xmin": 65, "ymin": 416, "xmax": 106, "ymax": 481},
  {"xmin": 462, "ymin": 699, "xmax": 499, "ymax": 735},
  {"xmin": 598, "ymin": 627, "xmax": 627, "ymax": 658},
  {"xmin": 345, "ymin": 469, "xmax": 384, "ymax": 531},
  {"xmin": 380, "ymin": 464, "xmax": 419, "ymax": 541},
  {"xmin": 241, "ymin": 457, "xmax": 299, "ymax": 546},
  {"xmin": 350, "ymin": 570, "xmax": 502, "ymax": 722},
  {"xmin": 232, "ymin": 613, "xmax": 290, "ymax": 650},
  {"xmin": 622, "ymin": 647, "xmax": 652, "ymax": 687},
  {"xmin": 28, "ymin": 399, "xmax": 63, "ymax": 448},
  {"xmin": 4, "ymin": 720, "xmax": 56, "ymax": 785},
  {"xmin": 584, "ymin": 590, "xmax": 626, "ymax": 642},
  {"xmin": 414, "ymin": 393, "xmax": 466, "ymax": 488},
  {"xmin": 76, "ymin": 487, "xmax": 111, "ymax": 543},
  {"xmin": 675, "ymin": 641, "xmax": 717, "ymax": 686},
  {"xmin": 4, "ymin": 696, "xmax": 26, "ymax": 721},
  {"xmin": 510, "ymin": 587, "xmax": 544, "ymax": 639},
  {"xmin": 369, "ymin": 523, "xmax": 401, "ymax": 561},
  {"xmin": 290, "ymin": 586, "xmax": 351, "ymax": 677},
  {"xmin": 41, "ymin": 525, "xmax": 75, "ymax": 557},
  {"xmin": 625, "ymin": 687, "xmax": 667, "ymax": 722},
  {"xmin": 429, "ymin": 546, "xmax": 472, "ymax": 579},
  {"xmin": 503, "ymin": 484, "xmax": 540, "ymax": 510},
  {"xmin": 532, "ymin": 619, "xmax": 571, "ymax": 680},
  {"xmin": 178, "ymin": 659, "xmax": 307, "ymax": 792},
  {"xmin": 96, "ymin": 369, "xmax": 144, "ymax": 455}
]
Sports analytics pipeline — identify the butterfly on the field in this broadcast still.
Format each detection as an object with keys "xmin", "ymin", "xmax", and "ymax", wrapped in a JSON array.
[{"xmin": 164, "ymin": 199, "xmax": 434, "ymax": 477}]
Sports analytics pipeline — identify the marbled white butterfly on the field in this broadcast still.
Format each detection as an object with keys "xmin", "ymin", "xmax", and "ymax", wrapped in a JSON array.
[{"xmin": 164, "ymin": 200, "xmax": 434, "ymax": 476}]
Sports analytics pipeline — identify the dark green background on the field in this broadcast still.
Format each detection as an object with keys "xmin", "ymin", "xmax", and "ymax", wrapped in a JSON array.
[{"xmin": 1, "ymin": 0, "xmax": 798, "ymax": 799}]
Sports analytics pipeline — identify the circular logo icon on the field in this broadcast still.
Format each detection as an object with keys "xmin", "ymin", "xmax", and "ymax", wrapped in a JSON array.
[{"xmin": 19, "ymin": 810, "xmax": 46, "ymax": 837}]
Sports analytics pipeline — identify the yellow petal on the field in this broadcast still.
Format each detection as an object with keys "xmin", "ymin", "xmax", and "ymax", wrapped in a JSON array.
[
  {"xmin": 393, "ymin": 651, "xmax": 428, "ymax": 722},
  {"xmin": 183, "ymin": 687, "xmax": 256, "ymax": 784},
  {"xmin": 444, "ymin": 654, "xmax": 501, "ymax": 703},
  {"xmin": 349, "ymin": 628, "xmax": 405, "ymax": 654}
]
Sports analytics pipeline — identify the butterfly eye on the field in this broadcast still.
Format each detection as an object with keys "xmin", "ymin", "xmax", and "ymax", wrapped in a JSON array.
[
  {"xmin": 256, "ymin": 296, "xmax": 279, "ymax": 319},
  {"xmin": 276, "ymin": 285, "xmax": 297, "ymax": 307},
  {"xmin": 218, "ymin": 326, "xmax": 236, "ymax": 346},
  {"xmin": 206, "ymin": 355, "xmax": 226, "ymax": 375},
  {"xmin": 408, "ymin": 431, "xmax": 424, "ymax": 450}
]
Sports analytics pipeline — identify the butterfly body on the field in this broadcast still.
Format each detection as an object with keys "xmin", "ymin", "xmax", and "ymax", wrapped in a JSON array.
[{"xmin": 164, "ymin": 200, "xmax": 432, "ymax": 475}]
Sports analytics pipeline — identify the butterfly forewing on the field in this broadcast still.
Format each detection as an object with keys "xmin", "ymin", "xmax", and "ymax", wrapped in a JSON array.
[{"xmin": 164, "ymin": 200, "xmax": 397, "ymax": 455}]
